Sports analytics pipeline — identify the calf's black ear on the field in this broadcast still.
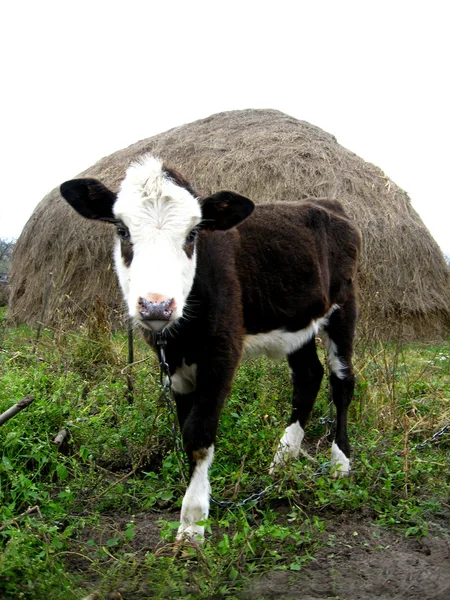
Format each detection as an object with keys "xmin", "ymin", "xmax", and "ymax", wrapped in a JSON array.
[
  {"xmin": 201, "ymin": 191, "xmax": 255, "ymax": 231},
  {"xmin": 60, "ymin": 178, "xmax": 117, "ymax": 223}
]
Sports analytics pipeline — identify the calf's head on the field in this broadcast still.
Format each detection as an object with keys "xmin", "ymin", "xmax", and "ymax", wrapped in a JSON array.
[{"xmin": 60, "ymin": 155, "xmax": 254, "ymax": 331}]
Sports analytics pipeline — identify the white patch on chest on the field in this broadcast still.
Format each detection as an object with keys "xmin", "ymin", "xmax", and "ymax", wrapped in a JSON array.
[
  {"xmin": 171, "ymin": 360, "xmax": 197, "ymax": 395},
  {"xmin": 243, "ymin": 305, "xmax": 339, "ymax": 359}
]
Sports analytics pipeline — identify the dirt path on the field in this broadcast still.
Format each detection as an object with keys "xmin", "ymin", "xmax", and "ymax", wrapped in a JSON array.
[
  {"xmin": 71, "ymin": 511, "xmax": 449, "ymax": 600},
  {"xmin": 240, "ymin": 517, "xmax": 450, "ymax": 600}
]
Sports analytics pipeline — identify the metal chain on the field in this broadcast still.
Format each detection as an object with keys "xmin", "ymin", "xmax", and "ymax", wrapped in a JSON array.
[
  {"xmin": 411, "ymin": 423, "xmax": 450, "ymax": 451},
  {"xmin": 319, "ymin": 416, "xmax": 335, "ymax": 440},
  {"xmin": 156, "ymin": 334, "xmax": 187, "ymax": 485},
  {"xmin": 319, "ymin": 415, "xmax": 450, "ymax": 454},
  {"xmin": 210, "ymin": 484, "xmax": 277, "ymax": 508}
]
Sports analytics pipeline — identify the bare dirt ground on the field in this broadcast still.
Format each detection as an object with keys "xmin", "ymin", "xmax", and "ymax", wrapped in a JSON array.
[
  {"xmin": 240, "ymin": 515, "xmax": 450, "ymax": 600},
  {"xmin": 70, "ymin": 510, "xmax": 450, "ymax": 600}
]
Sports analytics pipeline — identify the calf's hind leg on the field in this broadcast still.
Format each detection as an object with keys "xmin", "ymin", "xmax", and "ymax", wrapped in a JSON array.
[
  {"xmin": 270, "ymin": 338, "xmax": 324, "ymax": 473},
  {"xmin": 324, "ymin": 300, "xmax": 357, "ymax": 478}
]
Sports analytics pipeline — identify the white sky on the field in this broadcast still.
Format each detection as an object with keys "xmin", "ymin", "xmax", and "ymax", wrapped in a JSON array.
[{"xmin": 0, "ymin": 0, "xmax": 449, "ymax": 256}]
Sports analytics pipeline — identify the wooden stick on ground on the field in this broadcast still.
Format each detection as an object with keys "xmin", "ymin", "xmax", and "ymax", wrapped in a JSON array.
[
  {"xmin": 53, "ymin": 428, "xmax": 69, "ymax": 446},
  {"xmin": 0, "ymin": 396, "xmax": 34, "ymax": 427}
]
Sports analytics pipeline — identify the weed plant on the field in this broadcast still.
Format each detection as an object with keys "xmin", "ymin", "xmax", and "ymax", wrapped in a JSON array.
[{"xmin": 0, "ymin": 306, "xmax": 449, "ymax": 599}]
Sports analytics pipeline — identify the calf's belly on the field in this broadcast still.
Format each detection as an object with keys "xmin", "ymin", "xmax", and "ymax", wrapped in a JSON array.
[{"xmin": 242, "ymin": 306, "xmax": 338, "ymax": 360}]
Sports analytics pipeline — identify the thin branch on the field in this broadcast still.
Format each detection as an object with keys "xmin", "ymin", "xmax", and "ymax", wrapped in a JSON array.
[
  {"xmin": 0, "ymin": 505, "xmax": 41, "ymax": 532},
  {"xmin": 120, "ymin": 356, "xmax": 153, "ymax": 373}
]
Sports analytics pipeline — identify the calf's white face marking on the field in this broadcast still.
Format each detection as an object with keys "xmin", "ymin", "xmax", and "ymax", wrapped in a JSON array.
[{"xmin": 113, "ymin": 156, "xmax": 202, "ymax": 330}]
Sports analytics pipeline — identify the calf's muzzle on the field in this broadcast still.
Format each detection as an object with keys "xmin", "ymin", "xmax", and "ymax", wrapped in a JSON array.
[{"xmin": 137, "ymin": 296, "xmax": 175, "ymax": 325}]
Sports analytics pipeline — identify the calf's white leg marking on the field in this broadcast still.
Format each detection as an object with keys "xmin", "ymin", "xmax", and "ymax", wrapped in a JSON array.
[
  {"xmin": 330, "ymin": 442, "xmax": 350, "ymax": 478},
  {"xmin": 325, "ymin": 335, "xmax": 347, "ymax": 380},
  {"xmin": 269, "ymin": 421, "xmax": 305, "ymax": 474},
  {"xmin": 177, "ymin": 445, "xmax": 214, "ymax": 542}
]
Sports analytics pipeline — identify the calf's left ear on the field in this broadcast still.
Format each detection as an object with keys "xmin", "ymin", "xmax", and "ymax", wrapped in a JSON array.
[
  {"xmin": 201, "ymin": 191, "xmax": 255, "ymax": 231},
  {"xmin": 60, "ymin": 178, "xmax": 117, "ymax": 223}
]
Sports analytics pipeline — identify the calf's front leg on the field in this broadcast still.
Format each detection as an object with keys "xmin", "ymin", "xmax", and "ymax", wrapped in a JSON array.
[
  {"xmin": 177, "ymin": 444, "xmax": 215, "ymax": 541},
  {"xmin": 172, "ymin": 360, "xmax": 238, "ymax": 542}
]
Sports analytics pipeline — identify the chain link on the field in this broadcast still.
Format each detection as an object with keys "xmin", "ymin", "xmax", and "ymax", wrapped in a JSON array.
[
  {"xmin": 411, "ymin": 423, "xmax": 450, "ymax": 451},
  {"xmin": 156, "ymin": 334, "xmax": 187, "ymax": 485},
  {"xmin": 210, "ymin": 484, "xmax": 277, "ymax": 508},
  {"xmin": 317, "ymin": 415, "xmax": 450, "ymax": 454},
  {"xmin": 318, "ymin": 416, "xmax": 335, "ymax": 443},
  {"xmin": 318, "ymin": 417, "xmax": 335, "ymax": 427}
]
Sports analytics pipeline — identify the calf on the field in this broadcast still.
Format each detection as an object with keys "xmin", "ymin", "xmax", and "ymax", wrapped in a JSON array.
[{"xmin": 60, "ymin": 155, "xmax": 361, "ymax": 542}]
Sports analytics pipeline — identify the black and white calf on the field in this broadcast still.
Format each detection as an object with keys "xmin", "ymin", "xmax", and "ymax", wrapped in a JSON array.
[{"xmin": 60, "ymin": 156, "xmax": 361, "ymax": 541}]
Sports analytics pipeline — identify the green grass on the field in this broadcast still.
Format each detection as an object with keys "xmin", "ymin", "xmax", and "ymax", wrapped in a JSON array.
[{"xmin": 0, "ymin": 306, "xmax": 449, "ymax": 599}]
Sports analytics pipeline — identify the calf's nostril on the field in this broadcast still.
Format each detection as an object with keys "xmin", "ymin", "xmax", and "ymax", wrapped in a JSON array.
[{"xmin": 137, "ymin": 296, "xmax": 175, "ymax": 321}]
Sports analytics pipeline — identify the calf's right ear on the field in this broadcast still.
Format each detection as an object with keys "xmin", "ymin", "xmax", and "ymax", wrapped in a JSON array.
[
  {"xmin": 60, "ymin": 178, "xmax": 117, "ymax": 223},
  {"xmin": 201, "ymin": 191, "xmax": 255, "ymax": 231}
]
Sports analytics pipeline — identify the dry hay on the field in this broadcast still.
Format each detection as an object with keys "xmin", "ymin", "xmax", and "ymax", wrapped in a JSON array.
[
  {"xmin": 0, "ymin": 281, "xmax": 9, "ymax": 307},
  {"xmin": 8, "ymin": 109, "xmax": 450, "ymax": 339}
]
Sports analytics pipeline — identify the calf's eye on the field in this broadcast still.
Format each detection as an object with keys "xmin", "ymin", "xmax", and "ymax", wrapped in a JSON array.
[
  {"xmin": 117, "ymin": 226, "xmax": 130, "ymax": 241},
  {"xmin": 185, "ymin": 229, "xmax": 197, "ymax": 244}
]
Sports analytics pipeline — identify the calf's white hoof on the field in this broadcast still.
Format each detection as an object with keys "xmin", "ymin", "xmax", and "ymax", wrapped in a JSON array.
[
  {"xmin": 269, "ymin": 422, "xmax": 305, "ymax": 475},
  {"xmin": 176, "ymin": 522, "xmax": 205, "ymax": 544},
  {"xmin": 330, "ymin": 442, "xmax": 350, "ymax": 478}
]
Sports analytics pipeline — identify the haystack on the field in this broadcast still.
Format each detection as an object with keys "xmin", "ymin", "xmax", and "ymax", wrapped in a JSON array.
[{"xmin": 9, "ymin": 109, "xmax": 450, "ymax": 339}]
